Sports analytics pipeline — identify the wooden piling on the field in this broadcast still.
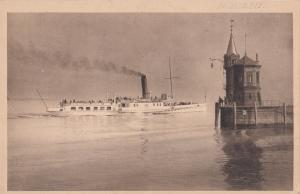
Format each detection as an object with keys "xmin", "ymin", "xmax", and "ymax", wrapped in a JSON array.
[
  {"xmin": 283, "ymin": 103, "xmax": 286, "ymax": 126},
  {"xmin": 215, "ymin": 102, "xmax": 219, "ymax": 128},
  {"xmin": 233, "ymin": 102, "xmax": 237, "ymax": 129}
]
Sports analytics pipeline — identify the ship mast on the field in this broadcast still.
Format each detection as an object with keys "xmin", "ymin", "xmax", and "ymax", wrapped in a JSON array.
[
  {"xmin": 165, "ymin": 56, "xmax": 178, "ymax": 99},
  {"xmin": 169, "ymin": 56, "xmax": 173, "ymax": 98}
]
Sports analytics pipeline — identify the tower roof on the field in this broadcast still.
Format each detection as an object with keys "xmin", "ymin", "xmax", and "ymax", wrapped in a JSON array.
[
  {"xmin": 236, "ymin": 55, "xmax": 257, "ymax": 65},
  {"xmin": 226, "ymin": 33, "xmax": 238, "ymax": 56}
]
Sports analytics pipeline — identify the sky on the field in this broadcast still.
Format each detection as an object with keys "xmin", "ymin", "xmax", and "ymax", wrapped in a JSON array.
[{"xmin": 7, "ymin": 13, "xmax": 293, "ymax": 103}]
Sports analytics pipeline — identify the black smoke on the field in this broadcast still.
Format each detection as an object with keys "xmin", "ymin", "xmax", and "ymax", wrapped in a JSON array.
[{"xmin": 8, "ymin": 40, "xmax": 144, "ymax": 77}]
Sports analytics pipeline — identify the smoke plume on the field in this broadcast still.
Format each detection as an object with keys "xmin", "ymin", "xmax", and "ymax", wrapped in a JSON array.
[{"xmin": 8, "ymin": 40, "xmax": 144, "ymax": 77}]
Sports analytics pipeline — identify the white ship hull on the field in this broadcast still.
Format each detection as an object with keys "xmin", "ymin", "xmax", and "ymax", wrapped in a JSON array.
[
  {"xmin": 120, "ymin": 107, "xmax": 171, "ymax": 113},
  {"xmin": 172, "ymin": 103, "xmax": 207, "ymax": 113},
  {"xmin": 47, "ymin": 101, "xmax": 206, "ymax": 115},
  {"xmin": 152, "ymin": 103, "xmax": 207, "ymax": 114},
  {"xmin": 47, "ymin": 110, "xmax": 117, "ymax": 116},
  {"xmin": 118, "ymin": 101, "xmax": 206, "ymax": 113}
]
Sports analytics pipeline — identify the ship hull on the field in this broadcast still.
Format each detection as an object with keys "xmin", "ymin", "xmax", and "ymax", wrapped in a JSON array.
[
  {"xmin": 119, "ymin": 107, "xmax": 171, "ymax": 113},
  {"xmin": 119, "ymin": 103, "xmax": 206, "ymax": 113},
  {"xmin": 172, "ymin": 103, "xmax": 207, "ymax": 113},
  {"xmin": 47, "ymin": 111, "xmax": 117, "ymax": 116},
  {"xmin": 47, "ymin": 102, "xmax": 206, "ymax": 115},
  {"xmin": 152, "ymin": 103, "xmax": 207, "ymax": 114}
]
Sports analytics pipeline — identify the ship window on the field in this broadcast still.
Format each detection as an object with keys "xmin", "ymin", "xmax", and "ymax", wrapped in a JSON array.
[
  {"xmin": 107, "ymin": 106, "xmax": 111, "ymax": 110},
  {"xmin": 86, "ymin": 107, "xmax": 90, "ymax": 111},
  {"xmin": 79, "ymin": 107, "xmax": 83, "ymax": 111},
  {"xmin": 100, "ymin": 107, "xmax": 105, "ymax": 110},
  {"xmin": 59, "ymin": 108, "xmax": 63, "ymax": 111},
  {"xmin": 94, "ymin": 107, "xmax": 98, "ymax": 111},
  {"xmin": 71, "ymin": 107, "xmax": 76, "ymax": 111}
]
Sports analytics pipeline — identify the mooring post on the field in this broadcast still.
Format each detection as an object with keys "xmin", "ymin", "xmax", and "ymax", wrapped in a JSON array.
[
  {"xmin": 233, "ymin": 102, "xmax": 237, "ymax": 129},
  {"xmin": 215, "ymin": 102, "xmax": 220, "ymax": 128},
  {"xmin": 283, "ymin": 103, "xmax": 286, "ymax": 126},
  {"xmin": 254, "ymin": 101, "xmax": 257, "ymax": 127}
]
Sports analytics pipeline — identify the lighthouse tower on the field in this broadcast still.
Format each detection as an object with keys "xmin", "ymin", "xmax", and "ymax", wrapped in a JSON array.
[{"xmin": 223, "ymin": 21, "xmax": 262, "ymax": 106}]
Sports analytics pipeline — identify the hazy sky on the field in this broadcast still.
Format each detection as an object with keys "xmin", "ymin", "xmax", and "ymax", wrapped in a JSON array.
[{"xmin": 8, "ymin": 13, "xmax": 293, "ymax": 103}]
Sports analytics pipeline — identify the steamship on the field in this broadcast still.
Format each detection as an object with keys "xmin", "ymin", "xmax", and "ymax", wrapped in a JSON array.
[
  {"xmin": 44, "ymin": 59, "xmax": 206, "ymax": 116},
  {"xmin": 118, "ymin": 74, "xmax": 206, "ymax": 113}
]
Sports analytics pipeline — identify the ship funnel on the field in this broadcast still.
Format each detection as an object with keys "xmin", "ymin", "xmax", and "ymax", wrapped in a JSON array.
[{"xmin": 141, "ymin": 74, "xmax": 149, "ymax": 99}]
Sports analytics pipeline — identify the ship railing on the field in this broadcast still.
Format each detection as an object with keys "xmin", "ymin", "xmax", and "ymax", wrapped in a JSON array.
[{"xmin": 62, "ymin": 101, "xmax": 115, "ymax": 106}]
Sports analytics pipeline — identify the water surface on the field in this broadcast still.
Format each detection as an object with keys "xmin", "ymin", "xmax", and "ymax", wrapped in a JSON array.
[{"xmin": 8, "ymin": 100, "xmax": 293, "ymax": 190}]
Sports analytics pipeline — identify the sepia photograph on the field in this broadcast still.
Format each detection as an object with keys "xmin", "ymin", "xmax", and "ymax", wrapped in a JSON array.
[{"xmin": 6, "ymin": 12, "xmax": 295, "ymax": 191}]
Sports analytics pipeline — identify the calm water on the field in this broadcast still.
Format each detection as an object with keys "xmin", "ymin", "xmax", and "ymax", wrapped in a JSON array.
[{"xmin": 7, "ymin": 100, "xmax": 293, "ymax": 190}]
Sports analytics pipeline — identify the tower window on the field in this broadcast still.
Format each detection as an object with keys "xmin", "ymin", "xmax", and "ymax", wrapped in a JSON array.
[
  {"xmin": 256, "ymin": 72, "xmax": 260, "ymax": 84},
  {"xmin": 246, "ymin": 72, "xmax": 253, "ymax": 85}
]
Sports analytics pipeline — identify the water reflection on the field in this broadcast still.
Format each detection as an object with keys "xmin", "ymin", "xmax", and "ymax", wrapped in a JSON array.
[
  {"xmin": 220, "ymin": 129, "xmax": 263, "ymax": 190},
  {"xmin": 139, "ymin": 127, "xmax": 148, "ymax": 159}
]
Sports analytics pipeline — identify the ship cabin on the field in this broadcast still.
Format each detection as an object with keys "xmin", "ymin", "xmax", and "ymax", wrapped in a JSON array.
[{"xmin": 62, "ymin": 102, "xmax": 116, "ymax": 112}]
